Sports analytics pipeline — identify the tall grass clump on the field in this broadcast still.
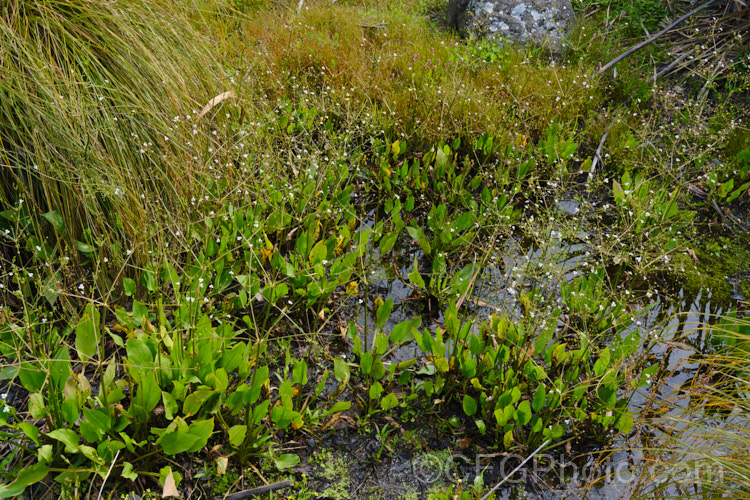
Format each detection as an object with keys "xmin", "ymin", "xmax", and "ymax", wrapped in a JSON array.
[
  {"xmin": 0, "ymin": 0, "xmax": 222, "ymax": 301},
  {"xmin": 627, "ymin": 313, "xmax": 750, "ymax": 498}
]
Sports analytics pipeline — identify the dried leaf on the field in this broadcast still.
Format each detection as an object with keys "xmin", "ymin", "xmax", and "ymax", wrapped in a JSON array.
[
  {"xmin": 197, "ymin": 91, "xmax": 236, "ymax": 120},
  {"xmin": 456, "ymin": 436, "xmax": 472, "ymax": 449},
  {"xmin": 162, "ymin": 469, "xmax": 179, "ymax": 498},
  {"xmin": 331, "ymin": 414, "xmax": 357, "ymax": 431},
  {"xmin": 686, "ymin": 248, "xmax": 698, "ymax": 265}
]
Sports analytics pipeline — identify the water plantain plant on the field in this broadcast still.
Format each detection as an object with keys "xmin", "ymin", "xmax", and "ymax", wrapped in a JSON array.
[
  {"xmin": 0, "ymin": 240, "xmax": 359, "ymax": 496},
  {"xmin": 340, "ymin": 265, "xmax": 656, "ymax": 454},
  {"xmin": 414, "ymin": 295, "xmax": 651, "ymax": 451}
]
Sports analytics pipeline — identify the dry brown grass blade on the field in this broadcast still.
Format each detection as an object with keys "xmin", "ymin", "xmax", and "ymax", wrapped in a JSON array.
[{"xmin": 197, "ymin": 90, "xmax": 236, "ymax": 120}]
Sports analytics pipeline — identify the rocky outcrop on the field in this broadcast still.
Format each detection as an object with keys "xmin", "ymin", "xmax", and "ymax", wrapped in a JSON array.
[{"xmin": 448, "ymin": 0, "xmax": 576, "ymax": 52}]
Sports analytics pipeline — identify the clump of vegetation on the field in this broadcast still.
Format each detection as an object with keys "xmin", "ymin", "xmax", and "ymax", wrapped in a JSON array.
[{"xmin": 0, "ymin": 0, "xmax": 224, "ymax": 310}]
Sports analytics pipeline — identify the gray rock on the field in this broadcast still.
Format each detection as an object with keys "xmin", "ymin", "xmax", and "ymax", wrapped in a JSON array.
[{"xmin": 448, "ymin": 0, "xmax": 576, "ymax": 52}]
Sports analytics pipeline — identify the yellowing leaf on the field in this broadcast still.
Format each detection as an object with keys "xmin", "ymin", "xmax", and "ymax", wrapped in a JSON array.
[
  {"xmin": 470, "ymin": 377, "xmax": 484, "ymax": 391},
  {"xmin": 291, "ymin": 416, "xmax": 304, "ymax": 430},
  {"xmin": 372, "ymin": 295, "xmax": 384, "ymax": 312},
  {"xmin": 215, "ymin": 456, "xmax": 229, "ymax": 476}
]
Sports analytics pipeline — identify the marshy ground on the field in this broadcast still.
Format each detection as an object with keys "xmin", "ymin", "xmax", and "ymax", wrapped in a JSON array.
[{"xmin": 0, "ymin": 0, "xmax": 749, "ymax": 498}]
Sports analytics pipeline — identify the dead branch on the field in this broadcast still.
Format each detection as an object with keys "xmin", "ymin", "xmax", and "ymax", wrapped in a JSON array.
[{"xmin": 593, "ymin": 0, "xmax": 721, "ymax": 78}]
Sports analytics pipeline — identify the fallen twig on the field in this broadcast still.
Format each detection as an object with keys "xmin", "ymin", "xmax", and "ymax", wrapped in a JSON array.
[
  {"xmin": 649, "ymin": 51, "xmax": 691, "ymax": 82},
  {"xmin": 710, "ymin": 198, "xmax": 738, "ymax": 236},
  {"xmin": 357, "ymin": 21, "xmax": 388, "ymax": 29},
  {"xmin": 723, "ymin": 210, "xmax": 750, "ymax": 233},
  {"xmin": 480, "ymin": 440, "xmax": 550, "ymax": 500},
  {"xmin": 588, "ymin": 119, "xmax": 616, "ymax": 182},
  {"xmin": 593, "ymin": 0, "xmax": 720, "ymax": 78},
  {"xmin": 97, "ymin": 450, "xmax": 120, "ymax": 500},
  {"xmin": 224, "ymin": 480, "xmax": 293, "ymax": 500}
]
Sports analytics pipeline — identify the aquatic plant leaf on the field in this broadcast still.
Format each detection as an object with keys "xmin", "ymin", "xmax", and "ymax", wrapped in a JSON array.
[
  {"xmin": 323, "ymin": 401, "xmax": 351, "ymax": 417},
  {"xmin": 293, "ymin": 360, "xmax": 308, "ymax": 386},
  {"xmin": 515, "ymin": 400, "xmax": 532, "ymax": 426},
  {"xmin": 75, "ymin": 240, "xmax": 95, "ymax": 254},
  {"xmin": 379, "ymin": 230, "xmax": 399, "ymax": 255},
  {"xmin": 274, "ymin": 454, "xmax": 300, "ymax": 470},
  {"xmin": 381, "ymin": 392, "xmax": 399, "ymax": 410},
  {"xmin": 532, "ymin": 384, "xmax": 546, "ymax": 413},
  {"xmin": 160, "ymin": 431, "xmax": 201, "ymax": 456},
  {"xmin": 75, "ymin": 303, "xmax": 100, "ymax": 362},
  {"xmin": 42, "ymin": 210, "xmax": 65, "ymax": 233},
  {"xmin": 369, "ymin": 381, "xmax": 384, "ymax": 399},
  {"xmin": 408, "ymin": 258, "xmax": 425, "ymax": 289},
  {"xmin": 460, "ymin": 357, "xmax": 477, "ymax": 378},
  {"xmin": 593, "ymin": 347, "xmax": 611, "ymax": 377},
  {"xmin": 162, "ymin": 391, "xmax": 178, "ymax": 420},
  {"xmin": 375, "ymin": 298, "xmax": 393, "ymax": 329},
  {"xmin": 475, "ymin": 419, "xmax": 486, "ymax": 435},
  {"xmin": 613, "ymin": 180, "xmax": 625, "ymax": 205},
  {"xmin": 390, "ymin": 319, "xmax": 418, "ymax": 344},
  {"xmin": 0, "ymin": 463, "xmax": 49, "ymax": 498},
  {"xmin": 18, "ymin": 362, "xmax": 45, "ymax": 393},
  {"xmin": 616, "ymin": 413, "xmax": 634, "ymax": 434},
  {"xmin": 503, "ymin": 429, "xmax": 514, "ymax": 449},
  {"xmin": 360, "ymin": 352, "xmax": 374, "ymax": 375},
  {"xmin": 334, "ymin": 356, "xmax": 350, "ymax": 384},
  {"xmin": 228, "ymin": 425, "xmax": 247, "ymax": 447},
  {"xmin": 47, "ymin": 429, "xmax": 80, "ymax": 453},
  {"xmin": 463, "ymin": 395, "xmax": 478, "ymax": 416}
]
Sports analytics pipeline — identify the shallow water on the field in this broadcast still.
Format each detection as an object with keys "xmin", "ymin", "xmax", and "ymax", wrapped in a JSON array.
[{"xmin": 326, "ymin": 196, "xmax": 749, "ymax": 499}]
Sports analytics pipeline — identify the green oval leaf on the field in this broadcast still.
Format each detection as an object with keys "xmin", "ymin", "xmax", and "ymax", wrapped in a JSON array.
[
  {"xmin": 463, "ymin": 394, "xmax": 478, "ymax": 416},
  {"xmin": 375, "ymin": 298, "xmax": 393, "ymax": 329},
  {"xmin": 515, "ymin": 400, "xmax": 532, "ymax": 426},
  {"xmin": 532, "ymin": 384, "xmax": 546, "ymax": 413},
  {"xmin": 76, "ymin": 303, "xmax": 101, "ymax": 362},
  {"xmin": 381, "ymin": 392, "xmax": 399, "ymax": 410},
  {"xmin": 274, "ymin": 453, "xmax": 300, "ymax": 471}
]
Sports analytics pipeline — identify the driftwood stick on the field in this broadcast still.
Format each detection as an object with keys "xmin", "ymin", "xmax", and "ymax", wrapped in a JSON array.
[
  {"xmin": 97, "ymin": 450, "xmax": 120, "ymax": 500},
  {"xmin": 480, "ymin": 440, "xmax": 550, "ymax": 500},
  {"xmin": 593, "ymin": 0, "xmax": 720, "ymax": 78},
  {"xmin": 590, "ymin": 127, "xmax": 610, "ymax": 175},
  {"xmin": 588, "ymin": 118, "xmax": 616, "ymax": 182},
  {"xmin": 650, "ymin": 51, "xmax": 691, "ymax": 82},
  {"xmin": 224, "ymin": 480, "xmax": 293, "ymax": 500},
  {"xmin": 711, "ymin": 198, "xmax": 739, "ymax": 236}
]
